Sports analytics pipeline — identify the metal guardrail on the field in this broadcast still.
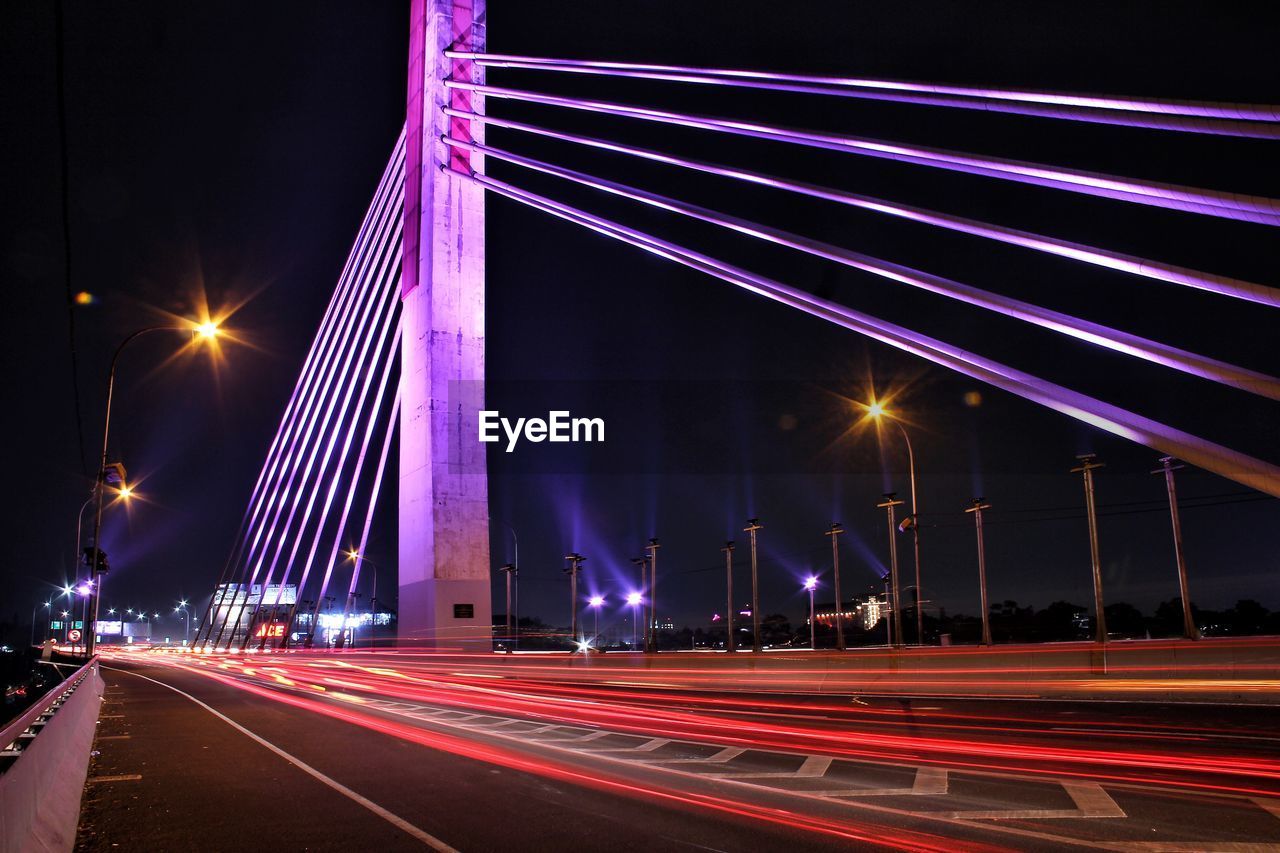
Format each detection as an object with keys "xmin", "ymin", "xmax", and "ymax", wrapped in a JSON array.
[{"xmin": 0, "ymin": 658, "xmax": 96, "ymax": 774}]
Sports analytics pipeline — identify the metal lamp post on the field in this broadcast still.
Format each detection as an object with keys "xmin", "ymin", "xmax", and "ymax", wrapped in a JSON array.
[
  {"xmin": 499, "ymin": 563, "xmax": 518, "ymax": 649},
  {"xmin": 644, "ymin": 538, "xmax": 660, "ymax": 652},
  {"xmin": 825, "ymin": 523, "xmax": 846, "ymax": 651},
  {"xmin": 1153, "ymin": 457, "xmax": 1199, "ymax": 640},
  {"xmin": 31, "ymin": 601, "xmax": 50, "ymax": 648},
  {"xmin": 965, "ymin": 498, "xmax": 993, "ymax": 646},
  {"xmin": 877, "ymin": 493, "xmax": 905, "ymax": 647},
  {"xmin": 720, "ymin": 541, "xmax": 735, "ymax": 653},
  {"xmin": 87, "ymin": 322, "xmax": 220, "ymax": 657},
  {"xmin": 175, "ymin": 601, "xmax": 191, "ymax": 646},
  {"xmin": 564, "ymin": 553, "xmax": 585, "ymax": 645},
  {"xmin": 868, "ymin": 405, "xmax": 924, "ymax": 645},
  {"xmin": 1072, "ymin": 454, "xmax": 1108, "ymax": 644},
  {"xmin": 744, "ymin": 519, "xmax": 763, "ymax": 653}
]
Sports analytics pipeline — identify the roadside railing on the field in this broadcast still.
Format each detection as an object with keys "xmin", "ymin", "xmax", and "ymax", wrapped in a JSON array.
[{"xmin": 1, "ymin": 658, "xmax": 103, "ymax": 853}]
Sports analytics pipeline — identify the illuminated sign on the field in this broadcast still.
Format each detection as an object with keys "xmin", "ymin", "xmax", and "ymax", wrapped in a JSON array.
[{"xmin": 254, "ymin": 623, "xmax": 286, "ymax": 638}]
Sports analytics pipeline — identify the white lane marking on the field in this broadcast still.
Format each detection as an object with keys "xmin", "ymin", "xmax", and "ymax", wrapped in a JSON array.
[
  {"xmin": 939, "ymin": 781, "xmax": 1124, "ymax": 820},
  {"xmin": 1064, "ymin": 782, "xmax": 1126, "ymax": 818},
  {"xmin": 796, "ymin": 756, "xmax": 832, "ymax": 778},
  {"xmin": 107, "ymin": 667, "xmax": 457, "ymax": 852},
  {"xmin": 593, "ymin": 737, "xmax": 672, "ymax": 753},
  {"xmin": 650, "ymin": 746, "xmax": 746, "ymax": 765},
  {"xmin": 1250, "ymin": 798, "xmax": 1280, "ymax": 820},
  {"xmin": 913, "ymin": 766, "xmax": 949, "ymax": 794},
  {"xmin": 86, "ymin": 774, "xmax": 142, "ymax": 783}
]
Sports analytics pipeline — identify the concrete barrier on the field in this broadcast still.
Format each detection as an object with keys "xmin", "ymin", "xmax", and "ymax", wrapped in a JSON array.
[{"xmin": 0, "ymin": 660, "xmax": 103, "ymax": 853}]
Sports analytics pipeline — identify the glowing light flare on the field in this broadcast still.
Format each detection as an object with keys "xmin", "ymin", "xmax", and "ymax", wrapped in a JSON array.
[
  {"xmin": 588, "ymin": 595, "xmax": 605, "ymax": 607},
  {"xmin": 626, "ymin": 592, "xmax": 643, "ymax": 607}
]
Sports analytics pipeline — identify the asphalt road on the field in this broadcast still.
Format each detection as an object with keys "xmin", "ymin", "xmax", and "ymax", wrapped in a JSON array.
[{"xmin": 75, "ymin": 653, "xmax": 1280, "ymax": 852}]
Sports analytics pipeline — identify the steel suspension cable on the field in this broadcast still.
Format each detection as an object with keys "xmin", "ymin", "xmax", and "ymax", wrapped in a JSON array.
[
  {"xmin": 200, "ymin": 135, "xmax": 406, "ymax": 648},
  {"xmin": 444, "ymin": 81, "xmax": 1280, "ymax": 226},
  {"xmin": 446, "ymin": 135, "xmax": 1279, "ymax": 400},
  {"xmin": 445, "ymin": 51, "xmax": 1280, "ymax": 140},
  {"xmin": 446, "ymin": 165, "xmax": 1280, "ymax": 498},
  {"xmin": 444, "ymin": 108, "xmax": 1280, "ymax": 308}
]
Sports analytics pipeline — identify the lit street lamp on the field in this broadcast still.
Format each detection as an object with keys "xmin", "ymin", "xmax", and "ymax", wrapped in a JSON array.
[
  {"xmin": 866, "ymin": 401, "xmax": 925, "ymax": 645},
  {"xmin": 345, "ymin": 550, "xmax": 381, "ymax": 649},
  {"xmin": 86, "ymin": 320, "xmax": 221, "ymax": 656},
  {"xmin": 803, "ymin": 576, "xmax": 818, "ymax": 650},
  {"xmin": 174, "ymin": 601, "xmax": 191, "ymax": 645},
  {"xmin": 31, "ymin": 601, "xmax": 50, "ymax": 648},
  {"xmin": 588, "ymin": 595, "xmax": 605, "ymax": 646},
  {"xmin": 625, "ymin": 590, "xmax": 642, "ymax": 649},
  {"xmin": 744, "ymin": 518, "xmax": 763, "ymax": 653}
]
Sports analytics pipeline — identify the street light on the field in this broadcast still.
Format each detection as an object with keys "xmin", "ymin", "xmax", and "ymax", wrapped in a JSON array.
[
  {"xmin": 743, "ymin": 518, "xmax": 763, "ymax": 653},
  {"xmin": 625, "ymin": 590, "xmax": 643, "ymax": 649},
  {"xmin": 498, "ymin": 563, "xmax": 518, "ymax": 650},
  {"xmin": 803, "ymin": 576, "xmax": 818, "ymax": 650},
  {"xmin": 344, "ymin": 550, "xmax": 380, "ymax": 649},
  {"xmin": 720, "ymin": 541, "xmax": 736, "ymax": 653},
  {"xmin": 864, "ymin": 400, "xmax": 924, "ymax": 645},
  {"xmin": 86, "ymin": 320, "xmax": 222, "ymax": 656},
  {"xmin": 564, "ymin": 553, "xmax": 585, "ymax": 646},
  {"xmin": 175, "ymin": 601, "xmax": 191, "ymax": 646},
  {"xmin": 877, "ymin": 493, "xmax": 905, "ymax": 647},
  {"xmin": 1153, "ymin": 457, "xmax": 1199, "ymax": 640},
  {"xmin": 30, "ymin": 601, "xmax": 50, "ymax": 648},
  {"xmin": 825, "ymin": 523, "xmax": 846, "ymax": 651},
  {"xmin": 965, "ymin": 498, "xmax": 993, "ymax": 646},
  {"xmin": 644, "ymin": 538, "xmax": 660, "ymax": 652},
  {"xmin": 588, "ymin": 595, "xmax": 605, "ymax": 646},
  {"xmin": 1071, "ymin": 453, "xmax": 1107, "ymax": 644}
]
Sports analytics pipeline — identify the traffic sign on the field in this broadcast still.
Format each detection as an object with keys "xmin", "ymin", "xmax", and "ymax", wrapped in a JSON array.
[{"xmin": 68, "ymin": 629, "xmax": 82, "ymax": 642}]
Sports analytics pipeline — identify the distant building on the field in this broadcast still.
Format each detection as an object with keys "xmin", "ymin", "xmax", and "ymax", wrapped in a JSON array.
[{"xmin": 814, "ymin": 596, "xmax": 887, "ymax": 631}]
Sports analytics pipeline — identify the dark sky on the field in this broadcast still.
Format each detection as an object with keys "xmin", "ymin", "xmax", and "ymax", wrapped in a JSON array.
[{"xmin": 3, "ymin": 1, "xmax": 1276, "ymax": 638}]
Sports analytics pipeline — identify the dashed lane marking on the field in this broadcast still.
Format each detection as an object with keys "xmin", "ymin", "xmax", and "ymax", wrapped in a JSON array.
[{"xmin": 87, "ymin": 774, "xmax": 142, "ymax": 783}]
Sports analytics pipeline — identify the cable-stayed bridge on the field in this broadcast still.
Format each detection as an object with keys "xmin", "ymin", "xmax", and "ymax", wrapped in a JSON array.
[{"xmin": 195, "ymin": 0, "xmax": 1279, "ymax": 654}]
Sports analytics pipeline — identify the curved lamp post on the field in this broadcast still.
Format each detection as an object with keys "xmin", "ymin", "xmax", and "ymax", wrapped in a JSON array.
[{"xmin": 86, "ymin": 321, "xmax": 219, "ymax": 656}]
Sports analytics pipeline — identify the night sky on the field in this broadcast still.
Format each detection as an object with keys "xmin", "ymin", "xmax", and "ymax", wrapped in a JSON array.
[{"xmin": 3, "ymin": 2, "xmax": 1276, "ymax": 639}]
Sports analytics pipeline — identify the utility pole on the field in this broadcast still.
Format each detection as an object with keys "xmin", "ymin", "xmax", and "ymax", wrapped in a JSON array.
[
  {"xmin": 1153, "ymin": 457, "xmax": 1199, "ymax": 640},
  {"xmin": 645, "ymin": 538, "xmax": 660, "ymax": 652},
  {"xmin": 1072, "ymin": 454, "xmax": 1107, "ymax": 644},
  {"xmin": 825, "ymin": 523, "xmax": 846, "ymax": 651},
  {"xmin": 965, "ymin": 498, "xmax": 993, "ymax": 646},
  {"xmin": 564, "ymin": 553, "xmax": 585, "ymax": 645},
  {"xmin": 721, "ymin": 541, "xmax": 736, "ymax": 652},
  {"xmin": 877, "ymin": 494, "xmax": 905, "ymax": 648},
  {"xmin": 743, "ymin": 519, "xmax": 763, "ymax": 652},
  {"xmin": 499, "ymin": 563, "xmax": 517, "ymax": 650}
]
